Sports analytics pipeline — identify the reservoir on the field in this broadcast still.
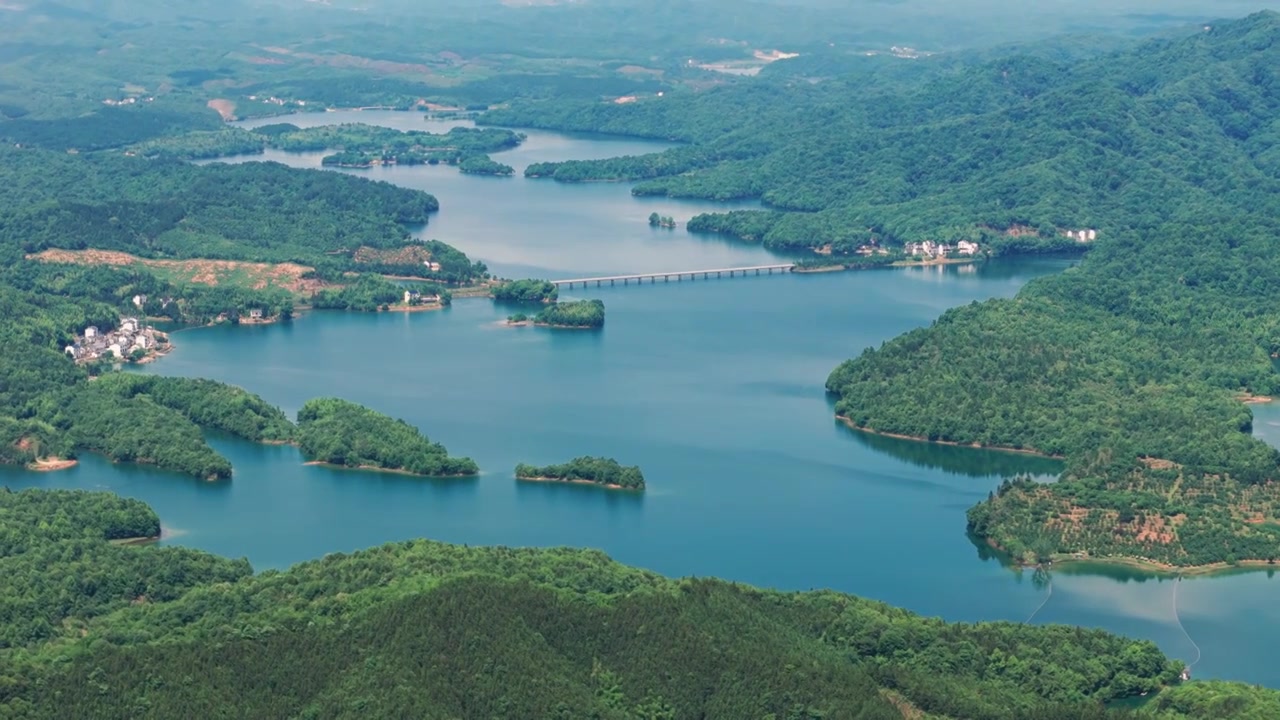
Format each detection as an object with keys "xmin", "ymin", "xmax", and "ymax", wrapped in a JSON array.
[{"xmin": 8, "ymin": 110, "xmax": 1279, "ymax": 687}]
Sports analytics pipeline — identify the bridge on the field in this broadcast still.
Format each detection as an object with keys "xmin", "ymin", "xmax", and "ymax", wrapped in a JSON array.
[{"xmin": 550, "ymin": 264, "xmax": 796, "ymax": 289}]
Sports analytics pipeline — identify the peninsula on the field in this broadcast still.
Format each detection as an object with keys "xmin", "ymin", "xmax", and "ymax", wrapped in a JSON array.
[{"xmin": 515, "ymin": 456, "xmax": 645, "ymax": 490}]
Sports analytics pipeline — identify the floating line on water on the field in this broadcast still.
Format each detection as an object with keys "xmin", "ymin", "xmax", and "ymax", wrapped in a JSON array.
[
  {"xmin": 1025, "ymin": 576, "xmax": 1053, "ymax": 624},
  {"xmin": 1172, "ymin": 576, "xmax": 1202, "ymax": 668}
]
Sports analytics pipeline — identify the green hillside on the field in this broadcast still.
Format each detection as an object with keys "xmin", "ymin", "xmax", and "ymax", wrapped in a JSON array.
[{"xmin": 12, "ymin": 488, "xmax": 1279, "ymax": 720}]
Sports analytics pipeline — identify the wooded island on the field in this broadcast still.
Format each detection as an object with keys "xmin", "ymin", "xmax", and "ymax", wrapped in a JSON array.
[
  {"xmin": 516, "ymin": 456, "xmax": 645, "ymax": 490},
  {"xmin": 296, "ymin": 398, "xmax": 479, "ymax": 477}
]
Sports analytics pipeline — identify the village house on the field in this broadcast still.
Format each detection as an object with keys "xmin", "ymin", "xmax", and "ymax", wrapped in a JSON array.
[
  {"xmin": 423, "ymin": 261, "xmax": 442, "ymax": 272},
  {"xmin": 1064, "ymin": 228, "xmax": 1098, "ymax": 242},
  {"xmin": 248, "ymin": 308, "xmax": 264, "ymax": 320},
  {"xmin": 904, "ymin": 241, "xmax": 947, "ymax": 258},
  {"xmin": 404, "ymin": 290, "xmax": 421, "ymax": 305},
  {"xmin": 956, "ymin": 240, "xmax": 980, "ymax": 256},
  {"xmin": 132, "ymin": 294, "xmax": 148, "ymax": 309},
  {"xmin": 71, "ymin": 319, "xmax": 163, "ymax": 364}
]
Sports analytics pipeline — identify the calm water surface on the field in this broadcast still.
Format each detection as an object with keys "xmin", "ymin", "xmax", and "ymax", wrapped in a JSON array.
[{"xmin": 10, "ymin": 110, "xmax": 1280, "ymax": 687}]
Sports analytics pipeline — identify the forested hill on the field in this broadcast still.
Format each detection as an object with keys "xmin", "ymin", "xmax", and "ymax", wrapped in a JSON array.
[
  {"xmin": 484, "ymin": 12, "xmax": 1280, "ymax": 254},
  {"xmin": 8, "ymin": 488, "xmax": 1280, "ymax": 720},
  {"xmin": 819, "ymin": 16, "xmax": 1280, "ymax": 568}
]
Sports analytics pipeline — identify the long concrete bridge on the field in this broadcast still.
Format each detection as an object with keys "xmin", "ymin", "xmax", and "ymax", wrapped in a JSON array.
[{"xmin": 550, "ymin": 263, "xmax": 796, "ymax": 289}]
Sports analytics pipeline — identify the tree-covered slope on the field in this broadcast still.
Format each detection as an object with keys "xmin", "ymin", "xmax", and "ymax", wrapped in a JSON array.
[
  {"xmin": 296, "ymin": 398, "xmax": 479, "ymax": 477},
  {"xmin": 485, "ymin": 12, "xmax": 1280, "ymax": 254},
  {"xmin": 0, "ymin": 489, "xmax": 251, "ymax": 650},
  {"xmin": 11, "ymin": 490, "xmax": 1269, "ymax": 720},
  {"xmin": 0, "ymin": 146, "xmax": 484, "ymax": 283},
  {"xmin": 817, "ymin": 12, "xmax": 1280, "ymax": 568}
]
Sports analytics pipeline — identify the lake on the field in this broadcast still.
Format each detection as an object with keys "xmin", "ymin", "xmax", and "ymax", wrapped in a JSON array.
[{"xmin": 10, "ymin": 109, "xmax": 1280, "ymax": 687}]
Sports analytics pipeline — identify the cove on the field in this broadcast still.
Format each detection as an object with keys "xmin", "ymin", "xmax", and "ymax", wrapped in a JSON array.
[{"xmin": 6, "ymin": 111, "xmax": 1278, "ymax": 688}]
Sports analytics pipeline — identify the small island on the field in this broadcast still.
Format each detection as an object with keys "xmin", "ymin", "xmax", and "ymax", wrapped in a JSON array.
[
  {"xmin": 515, "ymin": 456, "xmax": 645, "ymax": 490},
  {"xmin": 648, "ymin": 212, "xmax": 676, "ymax": 228},
  {"xmin": 296, "ymin": 398, "xmax": 479, "ymax": 477},
  {"xmin": 507, "ymin": 299, "xmax": 604, "ymax": 328}
]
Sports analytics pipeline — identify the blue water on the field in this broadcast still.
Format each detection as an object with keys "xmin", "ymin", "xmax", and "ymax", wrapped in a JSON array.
[{"xmin": 9, "ymin": 111, "xmax": 1280, "ymax": 687}]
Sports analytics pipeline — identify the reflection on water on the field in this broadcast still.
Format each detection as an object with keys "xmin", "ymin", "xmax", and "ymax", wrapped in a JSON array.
[{"xmin": 838, "ymin": 421, "xmax": 1064, "ymax": 479}]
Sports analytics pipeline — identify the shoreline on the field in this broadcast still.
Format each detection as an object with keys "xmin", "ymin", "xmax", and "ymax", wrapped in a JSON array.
[
  {"xmin": 302, "ymin": 460, "xmax": 476, "ymax": 479},
  {"xmin": 505, "ymin": 320, "xmax": 601, "ymax": 330},
  {"xmin": 384, "ymin": 303, "xmax": 445, "ymax": 314},
  {"xmin": 791, "ymin": 257, "xmax": 977, "ymax": 274},
  {"xmin": 25, "ymin": 457, "xmax": 78, "ymax": 472},
  {"xmin": 516, "ymin": 474, "xmax": 641, "ymax": 491},
  {"xmin": 1052, "ymin": 553, "xmax": 1278, "ymax": 577},
  {"xmin": 109, "ymin": 534, "xmax": 162, "ymax": 547},
  {"xmin": 836, "ymin": 416, "xmax": 1063, "ymax": 459},
  {"xmin": 985, "ymin": 536, "xmax": 1280, "ymax": 577}
]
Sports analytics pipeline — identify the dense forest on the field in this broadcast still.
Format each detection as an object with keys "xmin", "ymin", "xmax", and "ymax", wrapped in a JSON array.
[
  {"xmin": 133, "ymin": 123, "xmax": 523, "ymax": 173},
  {"xmin": 295, "ymin": 398, "xmax": 479, "ymax": 477},
  {"xmin": 516, "ymin": 456, "xmax": 646, "ymax": 490},
  {"xmin": 18, "ymin": 488, "xmax": 1280, "ymax": 720},
  {"xmin": 492, "ymin": 279, "xmax": 559, "ymax": 304},
  {"xmin": 0, "ymin": 490, "xmax": 251, "ymax": 651},
  {"xmin": 0, "ymin": 146, "xmax": 485, "ymax": 284},
  {"xmin": 484, "ymin": 14, "xmax": 1280, "ymax": 260},
  {"xmin": 814, "ymin": 14, "xmax": 1280, "ymax": 568},
  {"xmin": 535, "ymin": 299, "xmax": 606, "ymax": 328}
]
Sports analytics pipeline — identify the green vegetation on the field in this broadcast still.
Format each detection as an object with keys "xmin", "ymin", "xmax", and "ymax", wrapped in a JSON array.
[
  {"xmin": 49, "ymin": 372, "xmax": 304, "ymax": 480},
  {"xmin": 10, "ymin": 258, "xmax": 296, "ymax": 326},
  {"xmin": 486, "ymin": 15, "xmax": 1280, "ymax": 261},
  {"xmin": 0, "ymin": 145, "xmax": 485, "ymax": 283},
  {"xmin": 195, "ymin": 123, "xmax": 525, "ymax": 173},
  {"xmin": 87, "ymin": 374, "xmax": 295, "ymax": 444},
  {"xmin": 263, "ymin": 123, "xmax": 518, "ymax": 154},
  {"xmin": 126, "ymin": 127, "xmax": 266, "ymax": 160},
  {"xmin": 310, "ymin": 275, "xmax": 404, "ymax": 312},
  {"xmin": 458, "ymin": 154, "xmax": 515, "ymax": 176},
  {"xmin": 492, "ymin": 278, "xmax": 559, "ymax": 304},
  {"xmin": 0, "ymin": 489, "xmax": 251, "ymax": 651},
  {"xmin": 295, "ymin": 398, "xmax": 479, "ymax": 477},
  {"xmin": 311, "ymin": 276, "xmax": 450, "ymax": 312},
  {"xmin": 820, "ymin": 13, "xmax": 1280, "ymax": 567},
  {"xmin": 535, "ymin": 299, "xmax": 606, "ymax": 328},
  {"xmin": 794, "ymin": 255, "xmax": 902, "ymax": 272},
  {"xmin": 516, "ymin": 456, "xmax": 646, "ymax": 490},
  {"xmin": 648, "ymin": 212, "xmax": 676, "ymax": 228},
  {"xmin": 1153, "ymin": 681, "xmax": 1280, "ymax": 719},
  {"xmin": 16, "ymin": 489, "xmax": 1280, "ymax": 720}
]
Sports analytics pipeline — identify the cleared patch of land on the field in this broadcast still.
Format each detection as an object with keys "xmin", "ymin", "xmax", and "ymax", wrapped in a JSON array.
[
  {"xmin": 206, "ymin": 98, "xmax": 236, "ymax": 121},
  {"xmin": 28, "ymin": 249, "xmax": 328, "ymax": 295}
]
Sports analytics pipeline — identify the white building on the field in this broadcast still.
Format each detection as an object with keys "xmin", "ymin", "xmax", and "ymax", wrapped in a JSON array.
[
  {"xmin": 108, "ymin": 343, "xmax": 122, "ymax": 359},
  {"xmin": 133, "ymin": 336, "xmax": 149, "ymax": 350},
  {"xmin": 85, "ymin": 326, "xmax": 98, "ymax": 339},
  {"xmin": 957, "ymin": 240, "xmax": 980, "ymax": 256},
  {"xmin": 120, "ymin": 318, "xmax": 139, "ymax": 333}
]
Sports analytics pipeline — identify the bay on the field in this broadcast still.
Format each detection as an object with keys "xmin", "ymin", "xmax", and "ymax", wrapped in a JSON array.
[{"xmin": 8, "ymin": 110, "xmax": 1279, "ymax": 687}]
